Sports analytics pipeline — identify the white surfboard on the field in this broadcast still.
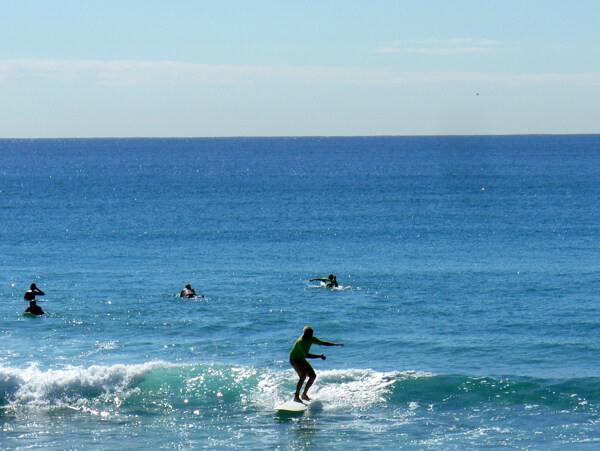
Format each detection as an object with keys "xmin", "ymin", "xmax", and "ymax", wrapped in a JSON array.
[{"xmin": 275, "ymin": 400, "xmax": 309, "ymax": 412}]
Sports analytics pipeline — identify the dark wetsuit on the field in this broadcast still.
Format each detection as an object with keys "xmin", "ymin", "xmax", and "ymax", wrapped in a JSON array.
[
  {"xmin": 180, "ymin": 288, "xmax": 197, "ymax": 298},
  {"xmin": 25, "ymin": 304, "xmax": 45, "ymax": 315},
  {"xmin": 24, "ymin": 286, "xmax": 45, "ymax": 315}
]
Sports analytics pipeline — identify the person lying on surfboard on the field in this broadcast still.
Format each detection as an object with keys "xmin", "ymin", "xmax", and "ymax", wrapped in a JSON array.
[
  {"xmin": 289, "ymin": 326, "xmax": 343, "ymax": 404},
  {"xmin": 309, "ymin": 274, "xmax": 338, "ymax": 287},
  {"xmin": 25, "ymin": 303, "xmax": 45, "ymax": 315},
  {"xmin": 180, "ymin": 284, "xmax": 203, "ymax": 298}
]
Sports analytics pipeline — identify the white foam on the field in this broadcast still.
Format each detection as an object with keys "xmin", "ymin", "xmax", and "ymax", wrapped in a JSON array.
[
  {"xmin": 308, "ymin": 282, "xmax": 352, "ymax": 290},
  {"xmin": 256, "ymin": 367, "xmax": 425, "ymax": 411},
  {"xmin": 0, "ymin": 363, "xmax": 433, "ymax": 414},
  {"xmin": 0, "ymin": 361, "xmax": 171, "ymax": 406},
  {"xmin": 309, "ymin": 369, "xmax": 399, "ymax": 410}
]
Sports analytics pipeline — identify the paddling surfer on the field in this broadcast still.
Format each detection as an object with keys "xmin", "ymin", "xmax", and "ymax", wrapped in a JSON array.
[
  {"xmin": 289, "ymin": 326, "xmax": 343, "ymax": 403},
  {"xmin": 309, "ymin": 274, "xmax": 338, "ymax": 288},
  {"xmin": 180, "ymin": 284, "xmax": 203, "ymax": 298}
]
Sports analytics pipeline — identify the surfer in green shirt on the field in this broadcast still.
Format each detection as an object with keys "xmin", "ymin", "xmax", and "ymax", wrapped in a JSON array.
[
  {"xmin": 289, "ymin": 326, "xmax": 344, "ymax": 403},
  {"xmin": 310, "ymin": 274, "xmax": 338, "ymax": 287}
]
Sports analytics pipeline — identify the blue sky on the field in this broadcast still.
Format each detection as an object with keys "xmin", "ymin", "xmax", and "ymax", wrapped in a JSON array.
[{"xmin": 1, "ymin": 0, "xmax": 599, "ymax": 137}]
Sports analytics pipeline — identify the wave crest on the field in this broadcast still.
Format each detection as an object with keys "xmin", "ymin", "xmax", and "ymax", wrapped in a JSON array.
[
  {"xmin": 0, "ymin": 361, "xmax": 169, "ymax": 407},
  {"xmin": 2, "ymin": 362, "xmax": 599, "ymax": 417}
]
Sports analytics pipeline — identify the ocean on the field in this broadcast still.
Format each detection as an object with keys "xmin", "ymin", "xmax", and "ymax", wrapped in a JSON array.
[{"xmin": 1, "ymin": 135, "xmax": 600, "ymax": 449}]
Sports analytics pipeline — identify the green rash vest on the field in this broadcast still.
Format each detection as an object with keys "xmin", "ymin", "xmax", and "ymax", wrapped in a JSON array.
[{"xmin": 289, "ymin": 336, "xmax": 325, "ymax": 361}]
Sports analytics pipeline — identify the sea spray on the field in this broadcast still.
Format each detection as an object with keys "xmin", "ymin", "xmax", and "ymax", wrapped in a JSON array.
[{"xmin": 0, "ymin": 361, "xmax": 168, "ymax": 407}]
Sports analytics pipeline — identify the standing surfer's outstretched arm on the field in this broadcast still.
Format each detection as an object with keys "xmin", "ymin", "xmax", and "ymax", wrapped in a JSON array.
[{"xmin": 321, "ymin": 341, "xmax": 344, "ymax": 347}]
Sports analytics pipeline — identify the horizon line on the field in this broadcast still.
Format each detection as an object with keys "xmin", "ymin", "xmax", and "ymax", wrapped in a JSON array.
[{"xmin": 1, "ymin": 133, "xmax": 599, "ymax": 140}]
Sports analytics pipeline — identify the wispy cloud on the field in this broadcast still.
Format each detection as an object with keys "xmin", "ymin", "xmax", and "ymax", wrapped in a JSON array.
[
  {"xmin": 0, "ymin": 59, "xmax": 388, "ymax": 85},
  {"xmin": 1, "ymin": 59, "xmax": 599, "ymax": 87},
  {"xmin": 375, "ymin": 38, "xmax": 500, "ymax": 56}
]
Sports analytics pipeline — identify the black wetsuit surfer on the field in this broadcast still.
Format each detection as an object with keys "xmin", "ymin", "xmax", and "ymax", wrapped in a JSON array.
[{"xmin": 24, "ymin": 283, "xmax": 45, "ymax": 315}]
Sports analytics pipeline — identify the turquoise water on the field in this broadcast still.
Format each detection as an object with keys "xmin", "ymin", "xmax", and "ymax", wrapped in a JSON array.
[{"xmin": 2, "ymin": 136, "xmax": 600, "ymax": 448}]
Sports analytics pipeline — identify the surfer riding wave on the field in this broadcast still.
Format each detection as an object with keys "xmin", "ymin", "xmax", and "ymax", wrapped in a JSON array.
[{"xmin": 289, "ymin": 326, "xmax": 343, "ymax": 404}]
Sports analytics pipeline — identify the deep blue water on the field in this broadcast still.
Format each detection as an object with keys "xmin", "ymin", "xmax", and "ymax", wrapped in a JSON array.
[{"xmin": 1, "ymin": 136, "xmax": 600, "ymax": 449}]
